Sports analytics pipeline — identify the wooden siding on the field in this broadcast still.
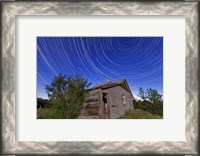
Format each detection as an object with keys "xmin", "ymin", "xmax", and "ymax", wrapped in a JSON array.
[
  {"xmin": 80, "ymin": 85, "xmax": 134, "ymax": 119},
  {"xmin": 82, "ymin": 89, "xmax": 100, "ymax": 117},
  {"xmin": 103, "ymin": 86, "xmax": 134, "ymax": 119}
]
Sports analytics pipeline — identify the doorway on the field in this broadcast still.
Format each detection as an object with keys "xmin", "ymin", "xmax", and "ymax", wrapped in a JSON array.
[{"xmin": 102, "ymin": 93, "xmax": 109, "ymax": 119}]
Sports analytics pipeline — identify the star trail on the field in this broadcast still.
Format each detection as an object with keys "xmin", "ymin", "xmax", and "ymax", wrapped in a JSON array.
[{"xmin": 37, "ymin": 37, "xmax": 163, "ymax": 99}]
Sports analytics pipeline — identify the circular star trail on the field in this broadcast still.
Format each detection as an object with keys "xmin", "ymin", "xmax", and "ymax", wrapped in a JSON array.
[{"xmin": 37, "ymin": 37, "xmax": 163, "ymax": 99}]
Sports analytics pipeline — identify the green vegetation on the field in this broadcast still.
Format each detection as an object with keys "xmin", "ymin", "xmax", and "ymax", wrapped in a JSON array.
[
  {"xmin": 119, "ymin": 109, "xmax": 162, "ymax": 119},
  {"xmin": 44, "ymin": 74, "xmax": 90, "ymax": 119},
  {"xmin": 37, "ymin": 108, "xmax": 56, "ymax": 119},
  {"xmin": 135, "ymin": 87, "xmax": 163, "ymax": 117},
  {"xmin": 138, "ymin": 87, "xmax": 162, "ymax": 103},
  {"xmin": 120, "ymin": 86, "xmax": 163, "ymax": 119},
  {"xmin": 37, "ymin": 98, "xmax": 51, "ymax": 109},
  {"xmin": 37, "ymin": 78, "xmax": 163, "ymax": 119},
  {"xmin": 133, "ymin": 100, "xmax": 163, "ymax": 116}
]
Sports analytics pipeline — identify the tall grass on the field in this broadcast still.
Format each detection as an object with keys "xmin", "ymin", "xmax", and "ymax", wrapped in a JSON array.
[
  {"xmin": 119, "ymin": 109, "xmax": 162, "ymax": 119},
  {"xmin": 37, "ymin": 108, "xmax": 57, "ymax": 119},
  {"xmin": 38, "ymin": 108, "xmax": 162, "ymax": 119}
]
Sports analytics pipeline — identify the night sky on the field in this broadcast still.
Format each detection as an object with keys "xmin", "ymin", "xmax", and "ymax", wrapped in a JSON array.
[{"xmin": 37, "ymin": 37, "xmax": 163, "ymax": 99}]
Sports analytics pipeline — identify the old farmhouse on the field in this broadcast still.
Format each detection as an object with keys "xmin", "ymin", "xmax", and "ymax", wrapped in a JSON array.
[{"xmin": 79, "ymin": 79, "xmax": 134, "ymax": 119}]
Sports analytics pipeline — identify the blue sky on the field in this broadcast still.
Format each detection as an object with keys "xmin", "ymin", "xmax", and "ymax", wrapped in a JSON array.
[{"xmin": 37, "ymin": 37, "xmax": 163, "ymax": 99}]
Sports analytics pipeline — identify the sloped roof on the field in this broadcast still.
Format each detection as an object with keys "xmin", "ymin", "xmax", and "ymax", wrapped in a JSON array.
[{"xmin": 89, "ymin": 79, "xmax": 134, "ymax": 98}]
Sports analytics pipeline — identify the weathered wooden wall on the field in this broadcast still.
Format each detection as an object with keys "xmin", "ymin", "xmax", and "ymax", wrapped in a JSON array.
[
  {"xmin": 79, "ymin": 85, "xmax": 134, "ymax": 119},
  {"xmin": 81, "ymin": 90, "xmax": 100, "ymax": 117},
  {"xmin": 103, "ymin": 86, "xmax": 134, "ymax": 119}
]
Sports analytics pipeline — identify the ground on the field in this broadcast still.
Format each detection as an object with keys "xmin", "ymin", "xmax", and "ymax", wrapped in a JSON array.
[
  {"xmin": 37, "ymin": 108, "xmax": 162, "ymax": 119},
  {"xmin": 119, "ymin": 109, "xmax": 162, "ymax": 119}
]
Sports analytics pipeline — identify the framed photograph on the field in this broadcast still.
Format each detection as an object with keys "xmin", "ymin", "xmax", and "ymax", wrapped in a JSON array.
[
  {"xmin": 1, "ymin": 1, "xmax": 199, "ymax": 155},
  {"xmin": 36, "ymin": 36, "xmax": 163, "ymax": 120}
]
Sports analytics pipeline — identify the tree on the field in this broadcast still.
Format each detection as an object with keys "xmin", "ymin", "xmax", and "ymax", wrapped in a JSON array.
[
  {"xmin": 138, "ymin": 87, "xmax": 146, "ymax": 100},
  {"xmin": 37, "ymin": 98, "xmax": 51, "ymax": 109},
  {"xmin": 145, "ymin": 88, "xmax": 162, "ymax": 103},
  {"xmin": 136, "ymin": 87, "xmax": 163, "ymax": 116},
  {"xmin": 45, "ymin": 74, "xmax": 91, "ymax": 119},
  {"xmin": 137, "ymin": 87, "xmax": 162, "ymax": 103}
]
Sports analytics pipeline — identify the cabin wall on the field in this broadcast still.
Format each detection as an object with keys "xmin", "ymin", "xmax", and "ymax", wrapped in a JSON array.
[
  {"xmin": 103, "ymin": 86, "xmax": 134, "ymax": 119},
  {"xmin": 80, "ymin": 89, "xmax": 101, "ymax": 118}
]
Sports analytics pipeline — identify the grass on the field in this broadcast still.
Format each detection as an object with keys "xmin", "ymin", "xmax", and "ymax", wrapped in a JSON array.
[
  {"xmin": 119, "ymin": 109, "xmax": 162, "ymax": 119},
  {"xmin": 37, "ymin": 108, "xmax": 162, "ymax": 119},
  {"xmin": 37, "ymin": 108, "xmax": 56, "ymax": 119}
]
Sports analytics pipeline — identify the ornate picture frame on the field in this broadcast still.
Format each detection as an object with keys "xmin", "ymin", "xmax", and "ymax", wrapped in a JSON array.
[{"xmin": 1, "ymin": 1, "xmax": 199, "ymax": 155}]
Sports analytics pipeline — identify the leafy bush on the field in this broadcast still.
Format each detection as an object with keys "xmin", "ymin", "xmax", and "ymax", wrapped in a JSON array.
[{"xmin": 45, "ymin": 74, "xmax": 91, "ymax": 119}]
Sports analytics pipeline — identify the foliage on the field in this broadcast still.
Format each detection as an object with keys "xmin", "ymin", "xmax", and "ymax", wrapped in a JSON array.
[
  {"xmin": 135, "ymin": 87, "xmax": 163, "ymax": 116},
  {"xmin": 138, "ymin": 87, "xmax": 146, "ymax": 100},
  {"xmin": 145, "ymin": 88, "xmax": 162, "ymax": 103},
  {"xmin": 134, "ymin": 100, "xmax": 163, "ymax": 116},
  {"xmin": 45, "ymin": 74, "xmax": 91, "ymax": 119},
  {"xmin": 138, "ymin": 87, "xmax": 162, "ymax": 103},
  {"xmin": 119, "ymin": 110, "xmax": 162, "ymax": 119},
  {"xmin": 37, "ymin": 98, "xmax": 51, "ymax": 109}
]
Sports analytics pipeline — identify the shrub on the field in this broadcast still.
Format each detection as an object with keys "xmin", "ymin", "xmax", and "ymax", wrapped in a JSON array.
[
  {"xmin": 45, "ymin": 74, "xmax": 91, "ymax": 119},
  {"xmin": 133, "ymin": 99, "xmax": 163, "ymax": 116}
]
